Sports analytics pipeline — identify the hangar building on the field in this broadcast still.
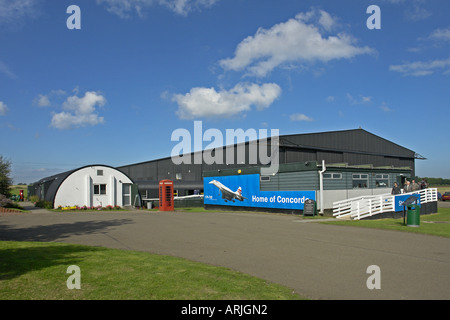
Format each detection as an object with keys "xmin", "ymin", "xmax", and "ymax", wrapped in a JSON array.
[{"xmin": 118, "ymin": 128, "xmax": 421, "ymax": 203}]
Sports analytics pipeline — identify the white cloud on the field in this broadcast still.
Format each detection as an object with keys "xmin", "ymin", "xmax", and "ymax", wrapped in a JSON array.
[
  {"xmin": 0, "ymin": 0, "xmax": 40, "ymax": 26},
  {"xmin": 51, "ymin": 91, "xmax": 106, "ymax": 130},
  {"xmin": 347, "ymin": 93, "xmax": 372, "ymax": 105},
  {"xmin": 428, "ymin": 27, "xmax": 450, "ymax": 42},
  {"xmin": 62, "ymin": 92, "xmax": 106, "ymax": 115},
  {"xmin": 380, "ymin": 102, "xmax": 392, "ymax": 112},
  {"xmin": 161, "ymin": 0, "xmax": 217, "ymax": 15},
  {"xmin": 219, "ymin": 9, "xmax": 374, "ymax": 77},
  {"xmin": 290, "ymin": 113, "xmax": 313, "ymax": 122},
  {"xmin": 96, "ymin": 0, "xmax": 218, "ymax": 18},
  {"xmin": 317, "ymin": 10, "xmax": 335, "ymax": 32},
  {"xmin": 409, "ymin": 27, "xmax": 450, "ymax": 52},
  {"xmin": 404, "ymin": 4, "xmax": 431, "ymax": 22},
  {"xmin": 389, "ymin": 57, "xmax": 450, "ymax": 76},
  {"xmin": 51, "ymin": 112, "xmax": 105, "ymax": 130},
  {"xmin": 381, "ymin": 0, "xmax": 431, "ymax": 21},
  {"xmin": 0, "ymin": 101, "xmax": 8, "ymax": 116},
  {"xmin": 172, "ymin": 82, "xmax": 281, "ymax": 119},
  {"xmin": 33, "ymin": 90, "xmax": 67, "ymax": 107},
  {"xmin": 361, "ymin": 96, "xmax": 372, "ymax": 104},
  {"xmin": 34, "ymin": 94, "xmax": 51, "ymax": 107},
  {"xmin": 0, "ymin": 60, "xmax": 17, "ymax": 79}
]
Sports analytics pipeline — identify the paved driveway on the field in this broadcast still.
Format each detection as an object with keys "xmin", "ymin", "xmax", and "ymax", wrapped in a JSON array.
[{"xmin": 1, "ymin": 204, "xmax": 449, "ymax": 300}]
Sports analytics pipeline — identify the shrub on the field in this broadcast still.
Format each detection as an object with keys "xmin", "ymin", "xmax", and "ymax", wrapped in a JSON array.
[
  {"xmin": 0, "ymin": 194, "xmax": 13, "ymax": 208},
  {"xmin": 35, "ymin": 200, "xmax": 53, "ymax": 209},
  {"xmin": 1, "ymin": 194, "xmax": 24, "ymax": 210},
  {"xmin": 29, "ymin": 195, "xmax": 39, "ymax": 204}
]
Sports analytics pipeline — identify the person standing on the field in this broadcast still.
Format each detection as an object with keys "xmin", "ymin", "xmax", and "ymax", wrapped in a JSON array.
[
  {"xmin": 391, "ymin": 182, "xmax": 401, "ymax": 195},
  {"xmin": 411, "ymin": 180, "xmax": 420, "ymax": 191},
  {"xmin": 420, "ymin": 179, "xmax": 428, "ymax": 189},
  {"xmin": 403, "ymin": 180, "xmax": 412, "ymax": 193}
]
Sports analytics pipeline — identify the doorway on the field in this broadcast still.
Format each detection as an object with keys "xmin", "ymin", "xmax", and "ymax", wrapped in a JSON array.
[{"xmin": 123, "ymin": 183, "xmax": 131, "ymax": 206}]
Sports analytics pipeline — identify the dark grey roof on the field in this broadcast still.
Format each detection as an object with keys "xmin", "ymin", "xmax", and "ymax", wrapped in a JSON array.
[
  {"xmin": 279, "ymin": 128, "xmax": 416, "ymax": 158},
  {"xmin": 118, "ymin": 128, "xmax": 419, "ymax": 169},
  {"xmin": 35, "ymin": 169, "xmax": 77, "ymax": 203}
]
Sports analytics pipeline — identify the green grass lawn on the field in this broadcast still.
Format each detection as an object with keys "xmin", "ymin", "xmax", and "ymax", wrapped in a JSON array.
[
  {"xmin": 9, "ymin": 185, "xmax": 27, "ymax": 198},
  {"xmin": 321, "ymin": 207, "xmax": 450, "ymax": 238},
  {"xmin": 435, "ymin": 186, "xmax": 450, "ymax": 194},
  {"xmin": 0, "ymin": 241, "xmax": 304, "ymax": 300}
]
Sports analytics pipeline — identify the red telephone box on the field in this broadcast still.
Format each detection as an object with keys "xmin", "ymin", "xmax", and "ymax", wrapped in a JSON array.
[{"xmin": 159, "ymin": 180, "xmax": 174, "ymax": 211}]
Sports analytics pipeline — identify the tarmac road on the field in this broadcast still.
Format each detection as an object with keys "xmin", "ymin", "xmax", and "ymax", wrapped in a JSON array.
[{"xmin": 1, "ymin": 203, "xmax": 449, "ymax": 300}]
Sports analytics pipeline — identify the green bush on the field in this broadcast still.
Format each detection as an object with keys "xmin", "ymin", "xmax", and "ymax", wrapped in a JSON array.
[
  {"xmin": 29, "ymin": 195, "xmax": 39, "ymax": 203},
  {"xmin": 0, "ymin": 194, "xmax": 24, "ymax": 210},
  {"xmin": 0, "ymin": 194, "xmax": 13, "ymax": 208},
  {"xmin": 34, "ymin": 200, "xmax": 53, "ymax": 209}
]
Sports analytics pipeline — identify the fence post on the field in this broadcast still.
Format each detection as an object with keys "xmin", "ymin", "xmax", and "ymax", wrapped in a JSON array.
[{"xmin": 357, "ymin": 201, "xmax": 360, "ymax": 220}]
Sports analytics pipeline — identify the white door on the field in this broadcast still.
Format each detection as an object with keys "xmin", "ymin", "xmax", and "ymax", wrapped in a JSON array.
[{"xmin": 123, "ymin": 183, "xmax": 131, "ymax": 206}]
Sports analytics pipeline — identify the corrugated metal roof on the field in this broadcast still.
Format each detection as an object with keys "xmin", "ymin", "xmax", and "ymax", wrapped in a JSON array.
[
  {"xmin": 118, "ymin": 128, "xmax": 418, "ymax": 169},
  {"xmin": 279, "ymin": 128, "xmax": 416, "ymax": 158}
]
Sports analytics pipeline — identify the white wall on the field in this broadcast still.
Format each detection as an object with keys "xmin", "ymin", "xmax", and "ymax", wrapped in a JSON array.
[{"xmin": 53, "ymin": 166, "xmax": 133, "ymax": 208}]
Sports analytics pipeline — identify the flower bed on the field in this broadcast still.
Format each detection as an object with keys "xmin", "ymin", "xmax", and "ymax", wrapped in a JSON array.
[{"xmin": 56, "ymin": 205, "xmax": 123, "ymax": 211}]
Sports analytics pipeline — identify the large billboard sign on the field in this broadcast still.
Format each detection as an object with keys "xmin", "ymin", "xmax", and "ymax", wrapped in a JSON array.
[{"xmin": 204, "ymin": 174, "xmax": 315, "ymax": 210}]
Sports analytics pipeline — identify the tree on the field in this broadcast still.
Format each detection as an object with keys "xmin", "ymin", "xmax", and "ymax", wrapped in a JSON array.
[{"xmin": 0, "ymin": 155, "xmax": 12, "ymax": 198}]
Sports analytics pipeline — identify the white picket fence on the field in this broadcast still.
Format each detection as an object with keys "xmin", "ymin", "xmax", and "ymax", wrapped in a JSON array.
[{"xmin": 333, "ymin": 188, "xmax": 437, "ymax": 220}]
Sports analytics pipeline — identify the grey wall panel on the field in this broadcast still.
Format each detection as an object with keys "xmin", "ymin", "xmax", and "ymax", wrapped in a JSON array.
[
  {"xmin": 285, "ymin": 149, "xmax": 317, "ymax": 163},
  {"xmin": 323, "ymin": 175, "xmax": 347, "ymax": 190},
  {"xmin": 279, "ymin": 171, "xmax": 319, "ymax": 190},
  {"xmin": 260, "ymin": 171, "xmax": 319, "ymax": 191},
  {"xmin": 317, "ymin": 151, "xmax": 344, "ymax": 164}
]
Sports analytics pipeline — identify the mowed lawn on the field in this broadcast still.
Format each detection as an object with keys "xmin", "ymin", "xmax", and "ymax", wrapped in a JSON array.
[
  {"xmin": 0, "ymin": 241, "xmax": 304, "ymax": 300},
  {"xmin": 321, "ymin": 207, "xmax": 450, "ymax": 238}
]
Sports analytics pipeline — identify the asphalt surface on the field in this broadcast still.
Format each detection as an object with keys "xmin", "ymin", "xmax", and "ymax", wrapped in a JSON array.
[{"xmin": 1, "ymin": 202, "xmax": 449, "ymax": 300}]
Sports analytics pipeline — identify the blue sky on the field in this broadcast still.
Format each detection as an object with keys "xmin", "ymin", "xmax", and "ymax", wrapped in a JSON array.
[{"xmin": 0, "ymin": 0, "xmax": 449, "ymax": 184}]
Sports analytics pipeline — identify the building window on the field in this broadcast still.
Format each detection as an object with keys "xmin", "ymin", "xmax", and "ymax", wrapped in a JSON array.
[
  {"xmin": 260, "ymin": 176, "xmax": 271, "ymax": 181},
  {"xmin": 375, "ymin": 174, "xmax": 389, "ymax": 188},
  {"xmin": 94, "ymin": 184, "xmax": 107, "ymax": 195},
  {"xmin": 352, "ymin": 174, "xmax": 368, "ymax": 188},
  {"xmin": 323, "ymin": 173, "xmax": 342, "ymax": 179},
  {"xmin": 97, "ymin": 170, "xmax": 103, "ymax": 176}
]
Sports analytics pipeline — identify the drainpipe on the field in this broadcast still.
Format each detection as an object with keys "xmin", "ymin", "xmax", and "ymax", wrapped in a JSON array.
[{"xmin": 319, "ymin": 160, "xmax": 326, "ymax": 214}]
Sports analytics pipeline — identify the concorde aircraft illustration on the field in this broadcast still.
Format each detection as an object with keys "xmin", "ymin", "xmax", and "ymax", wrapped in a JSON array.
[{"xmin": 209, "ymin": 180, "xmax": 247, "ymax": 202}]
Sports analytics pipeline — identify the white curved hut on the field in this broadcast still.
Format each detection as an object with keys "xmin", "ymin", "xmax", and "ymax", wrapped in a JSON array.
[{"xmin": 32, "ymin": 165, "xmax": 138, "ymax": 209}]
